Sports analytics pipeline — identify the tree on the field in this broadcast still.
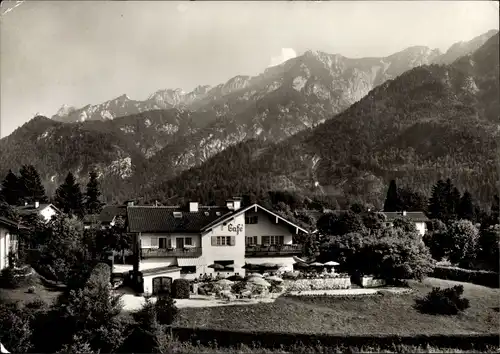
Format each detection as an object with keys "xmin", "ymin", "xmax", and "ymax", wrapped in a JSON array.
[
  {"xmin": 361, "ymin": 211, "xmax": 386, "ymax": 232},
  {"xmin": 477, "ymin": 225, "xmax": 500, "ymax": 272},
  {"xmin": 490, "ymin": 195, "xmax": 499, "ymax": 225},
  {"xmin": 423, "ymin": 219, "xmax": 449, "ymax": 261},
  {"xmin": 0, "ymin": 199, "xmax": 19, "ymax": 222},
  {"xmin": 446, "ymin": 220, "xmax": 480, "ymax": 267},
  {"xmin": 457, "ymin": 191, "xmax": 475, "ymax": 221},
  {"xmin": 398, "ymin": 187, "xmax": 428, "ymax": 212},
  {"xmin": 319, "ymin": 232, "xmax": 370, "ymax": 274},
  {"xmin": 85, "ymin": 170, "xmax": 103, "ymax": 215},
  {"xmin": 392, "ymin": 216, "xmax": 418, "ymax": 233},
  {"xmin": 18, "ymin": 165, "xmax": 48, "ymax": 204},
  {"xmin": 105, "ymin": 216, "xmax": 132, "ymax": 264},
  {"xmin": 316, "ymin": 211, "xmax": 366, "ymax": 236},
  {"xmin": 368, "ymin": 228, "xmax": 434, "ymax": 282},
  {"xmin": 54, "ymin": 172, "xmax": 85, "ymax": 217},
  {"xmin": 383, "ymin": 180, "xmax": 400, "ymax": 212},
  {"xmin": 428, "ymin": 180, "xmax": 446, "ymax": 220},
  {"xmin": 1, "ymin": 170, "xmax": 21, "ymax": 205}
]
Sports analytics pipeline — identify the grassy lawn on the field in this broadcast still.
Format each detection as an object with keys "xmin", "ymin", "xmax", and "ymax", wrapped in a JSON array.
[
  {"xmin": 0, "ymin": 274, "xmax": 63, "ymax": 306},
  {"xmin": 174, "ymin": 277, "xmax": 499, "ymax": 335}
]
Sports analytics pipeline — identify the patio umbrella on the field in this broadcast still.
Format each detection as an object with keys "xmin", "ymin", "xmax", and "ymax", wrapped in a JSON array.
[
  {"xmin": 293, "ymin": 256, "xmax": 307, "ymax": 263},
  {"xmin": 266, "ymin": 275, "xmax": 283, "ymax": 283},
  {"xmin": 309, "ymin": 262, "xmax": 324, "ymax": 267},
  {"xmin": 294, "ymin": 262, "xmax": 309, "ymax": 268},
  {"xmin": 227, "ymin": 275, "xmax": 244, "ymax": 281},
  {"xmin": 216, "ymin": 279, "xmax": 234, "ymax": 286},
  {"xmin": 248, "ymin": 277, "xmax": 271, "ymax": 287},
  {"xmin": 242, "ymin": 263, "xmax": 258, "ymax": 270},
  {"xmin": 248, "ymin": 272, "xmax": 263, "ymax": 278},
  {"xmin": 324, "ymin": 261, "xmax": 340, "ymax": 266},
  {"xmin": 208, "ymin": 263, "xmax": 225, "ymax": 270},
  {"xmin": 224, "ymin": 264, "xmax": 235, "ymax": 270}
]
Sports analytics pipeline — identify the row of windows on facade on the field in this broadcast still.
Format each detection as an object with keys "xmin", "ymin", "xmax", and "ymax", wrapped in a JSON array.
[{"xmin": 146, "ymin": 234, "xmax": 286, "ymax": 248}]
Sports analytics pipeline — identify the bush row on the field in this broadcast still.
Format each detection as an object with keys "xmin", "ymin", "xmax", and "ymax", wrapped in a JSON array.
[
  {"xmin": 170, "ymin": 327, "xmax": 499, "ymax": 351},
  {"xmin": 432, "ymin": 266, "xmax": 499, "ymax": 288},
  {"xmin": 172, "ymin": 278, "xmax": 190, "ymax": 299}
]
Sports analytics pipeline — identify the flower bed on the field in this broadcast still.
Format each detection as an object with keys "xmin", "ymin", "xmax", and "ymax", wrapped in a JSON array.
[{"xmin": 287, "ymin": 277, "xmax": 351, "ymax": 291}]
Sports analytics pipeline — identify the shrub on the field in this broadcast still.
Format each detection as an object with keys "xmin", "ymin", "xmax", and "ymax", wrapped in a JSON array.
[
  {"xmin": 0, "ymin": 266, "xmax": 34, "ymax": 289},
  {"xmin": 432, "ymin": 266, "xmax": 499, "ymax": 288},
  {"xmin": 86, "ymin": 262, "xmax": 111, "ymax": 288},
  {"xmin": 172, "ymin": 279, "xmax": 190, "ymax": 299},
  {"xmin": 156, "ymin": 294, "xmax": 178, "ymax": 325},
  {"xmin": 231, "ymin": 281, "xmax": 247, "ymax": 295},
  {"xmin": 415, "ymin": 285, "xmax": 470, "ymax": 315}
]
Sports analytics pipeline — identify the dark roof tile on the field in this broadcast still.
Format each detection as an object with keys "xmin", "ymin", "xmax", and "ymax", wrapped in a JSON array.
[
  {"xmin": 127, "ymin": 206, "xmax": 230, "ymax": 233},
  {"xmin": 382, "ymin": 211, "xmax": 429, "ymax": 222},
  {"xmin": 100, "ymin": 205, "xmax": 127, "ymax": 223}
]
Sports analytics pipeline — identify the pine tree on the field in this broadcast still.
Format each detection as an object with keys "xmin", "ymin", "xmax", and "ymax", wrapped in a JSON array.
[
  {"xmin": 428, "ymin": 180, "xmax": 447, "ymax": 220},
  {"xmin": 449, "ymin": 187, "xmax": 461, "ymax": 219},
  {"xmin": 18, "ymin": 165, "xmax": 48, "ymax": 204},
  {"xmin": 54, "ymin": 172, "xmax": 84, "ymax": 217},
  {"xmin": 457, "ymin": 191, "xmax": 475, "ymax": 221},
  {"xmin": 1, "ymin": 170, "xmax": 21, "ymax": 205},
  {"xmin": 383, "ymin": 180, "xmax": 400, "ymax": 212},
  {"xmin": 85, "ymin": 170, "xmax": 103, "ymax": 215},
  {"xmin": 491, "ymin": 195, "xmax": 499, "ymax": 224}
]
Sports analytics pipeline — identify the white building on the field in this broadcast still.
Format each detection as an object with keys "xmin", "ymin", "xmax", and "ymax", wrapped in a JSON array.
[
  {"xmin": 15, "ymin": 202, "xmax": 60, "ymax": 223},
  {"xmin": 381, "ymin": 211, "xmax": 429, "ymax": 236},
  {"xmin": 0, "ymin": 216, "xmax": 21, "ymax": 271},
  {"xmin": 126, "ymin": 199, "xmax": 309, "ymax": 294}
]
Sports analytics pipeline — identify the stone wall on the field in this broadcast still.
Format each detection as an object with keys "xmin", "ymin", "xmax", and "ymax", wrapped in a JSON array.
[{"xmin": 287, "ymin": 277, "xmax": 351, "ymax": 291}]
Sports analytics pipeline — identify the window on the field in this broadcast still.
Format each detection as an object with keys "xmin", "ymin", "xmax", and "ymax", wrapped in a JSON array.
[
  {"xmin": 185, "ymin": 237, "xmax": 193, "ymax": 246},
  {"xmin": 245, "ymin": 215, "xmax": 258, "ymax": 224},
  {"xmin": 246, "ymin": 236, "xmax": 258, "ymax": 245},
  {"xmin": 180, "ymin": 266, "xmax": 196, "ymax": 274},
  {"xmin": 159, "ymin": 237, "xmax": 168, "ymax": 249},
  {"xmin": 262, "ymin": 236, "xmax": 284, "ymax": 245},
  {"xmin": 151, "ymin": 237, "xmax": 158, "ymax": 247},
  {"xmin": 212, "ymin": 236, "xmax": 235, "ymax": 246}
]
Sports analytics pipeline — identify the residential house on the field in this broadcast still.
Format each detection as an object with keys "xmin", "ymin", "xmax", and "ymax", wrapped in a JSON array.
[
  {"xmin": 380, "ymin": 211, "xmax": 429, "ymax": 236},
  {"xmin": 0, "ymin": 216, "xmax": 21, "ymax": 270},
  {"xmin": 99, "ymin": 205, "xmax": 128, "ymax": 228},
  {"xmin": 15, "ymin": 202, "xmax": 60, "ymax": 223},
  {"xmin": 127, "ymin": 198, "xmax": 309, "ymax": 294}
]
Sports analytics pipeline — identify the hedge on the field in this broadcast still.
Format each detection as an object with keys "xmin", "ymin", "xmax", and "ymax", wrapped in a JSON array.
[
  {"xmin": 170, "ymin": 327, "xmax": 499, "ymax": 351},
  {"xmin": 432, "ymin": 266, "xmax": 499, "ymax": 288},
  {"xmin": 86, "ymin": 262, "xmax": 112, "ymax": 288},
  {"xmin": 172, "ymin": 278, "xmax": 190, "ymax": 299}
]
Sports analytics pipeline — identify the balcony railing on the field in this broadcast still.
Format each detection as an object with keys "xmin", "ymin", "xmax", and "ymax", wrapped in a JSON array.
[
  {"xmin": 245, "ymin": 244, "xmax": 303, "ymax": 257},
  {"xmin": 141, "ymin": 247, "xmax": 202, "ymax": 258}
]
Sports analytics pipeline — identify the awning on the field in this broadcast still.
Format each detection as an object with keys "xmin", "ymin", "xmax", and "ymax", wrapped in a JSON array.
[{"xmin": 177, "ymin": 257, "xmax": 206, "ymax": 267}]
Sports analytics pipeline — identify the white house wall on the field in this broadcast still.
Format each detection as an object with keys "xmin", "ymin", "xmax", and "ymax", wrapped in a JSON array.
[
  {"xmin": 40, "ymin": 206, "xmax": 58, "ymax": 222},
  {"xmin": 140, "ymin": 233, "xmax": 201, "ymax": 248},
  {"xmin": 244, "ymin": 256, "xmax": 295, "ymax": 272},
  {"xmin": 0, "ymin": 227, "xmax": 6, "ymax": 271},
  {"xmin": 143, "ymin": 270, "xmax": 181, "ymax": 295},
  {"xmin": 202, "ymin": 213, "xmax": 246, "ymax": 275},
  {"xmin": 415, "ymin": 222, "xmax": 427, "ymax": 236},
  {"xmin": 244, "ymin": 210, "xmax": 294, "ymax": 245}
]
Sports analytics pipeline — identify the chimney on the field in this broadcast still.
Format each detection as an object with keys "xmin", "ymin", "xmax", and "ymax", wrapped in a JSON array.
[
  {"xmin": 227, "ymin": 197, "xmax": 241, "ymax": 211},
  {"xmin": 402, "ymin": 211, "xmax": 407, "ymax": 216},
  {"xmin": 34, "ymin": 201, "xmax": 39, "ymax": 209},
  {"xmin": 189, "ymin": 202, "xmax": 199, "ymax": 212}
]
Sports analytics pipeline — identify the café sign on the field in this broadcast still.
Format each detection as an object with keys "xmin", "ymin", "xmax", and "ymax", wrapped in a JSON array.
[{"xmin": 227, "ymin": 223, "xmax": 243, "ymax": 235}]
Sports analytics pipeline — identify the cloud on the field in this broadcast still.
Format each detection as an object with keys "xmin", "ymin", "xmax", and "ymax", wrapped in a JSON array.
[{"xmin": 268, "ymin": 48, "xmax": 297, "ymax": 67}]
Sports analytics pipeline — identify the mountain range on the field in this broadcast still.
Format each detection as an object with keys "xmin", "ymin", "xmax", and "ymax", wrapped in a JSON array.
[{"xmin": 0, "ymin": 30, "xmax": 498, "ymax": 206}]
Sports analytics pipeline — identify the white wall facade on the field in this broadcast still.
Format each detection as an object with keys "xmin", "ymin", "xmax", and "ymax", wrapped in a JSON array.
[
  {"xmin": 415, "ymin": 222, "xmax": 427, "ymax": 236},
  {"xmin": 143, "ymin": 269, "xmax": 181, "ymax": 295},
  {"xmin": 135, "ymin": 206, "xmax": 304, "ymax": 278},
  {"xmin": 40, "ymin": 206, "xmax": 58, "ymax": 222},
  {"xmin": 0, "ymin": 227, "xmax": 11, "ymax": 271}
]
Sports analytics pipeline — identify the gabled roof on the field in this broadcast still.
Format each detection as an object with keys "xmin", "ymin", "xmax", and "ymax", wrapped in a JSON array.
[
  {"xmin": 127, "ymin": 206, "xmax": 229, "ymax": 233},
  {"xmin": 0, "ymin": 216, "xmax": 19, "ymax": 229},
  {"xmin": 15, "ymin": 203, "xmax": 60, "ymax": 215},
  {"xmin": 202, "ymin": 204, "xmax": 309, "ymax": 234},
  {"xmin": 381, "ymin": 211, "xmax": 429, "ymax": 222},
  {"xmin": 99, "ymin": 205, "xmax": 127, "ymax": 223}
]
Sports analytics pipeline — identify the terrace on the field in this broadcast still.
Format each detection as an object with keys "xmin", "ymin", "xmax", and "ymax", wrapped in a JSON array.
[
  {"xmin": 140, "ymin": 247, "xmax": 202, "ymax": 258},
  {"xmin": 245, "ymin": 244, "xmax": 303, "ymax": 257}
]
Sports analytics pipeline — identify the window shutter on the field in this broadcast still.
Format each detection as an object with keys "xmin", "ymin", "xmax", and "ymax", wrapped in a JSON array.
[
  {"xmin": 167, "ymin": 238, "xmax": 172, "ymax": 248},
  {"xmin": 262, "ymin": 236, "xmax": 269, "ymax": 245},
  {"xmin": 211, "ymin": 236, "xmax": 216, "ymax": 246},
  {"xmin": 151, "ymin": 237, "xmax": 158, "ymax": 247},
  {"xmin": 279, "ymin": 235, "xmax": 284, "ymax": 244},
  {"xmin": 253, "ymin": 236, "xmax": 258, "ymax": 245},
  {"xmin": 230, "ymin": 236, "xmax": 235, "ymax": 246}
]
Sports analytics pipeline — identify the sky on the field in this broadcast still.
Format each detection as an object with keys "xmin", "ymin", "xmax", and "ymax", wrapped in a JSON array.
[{"xmin": 1, "ymin": 1, "xmax": 499, "ymax": 137}]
